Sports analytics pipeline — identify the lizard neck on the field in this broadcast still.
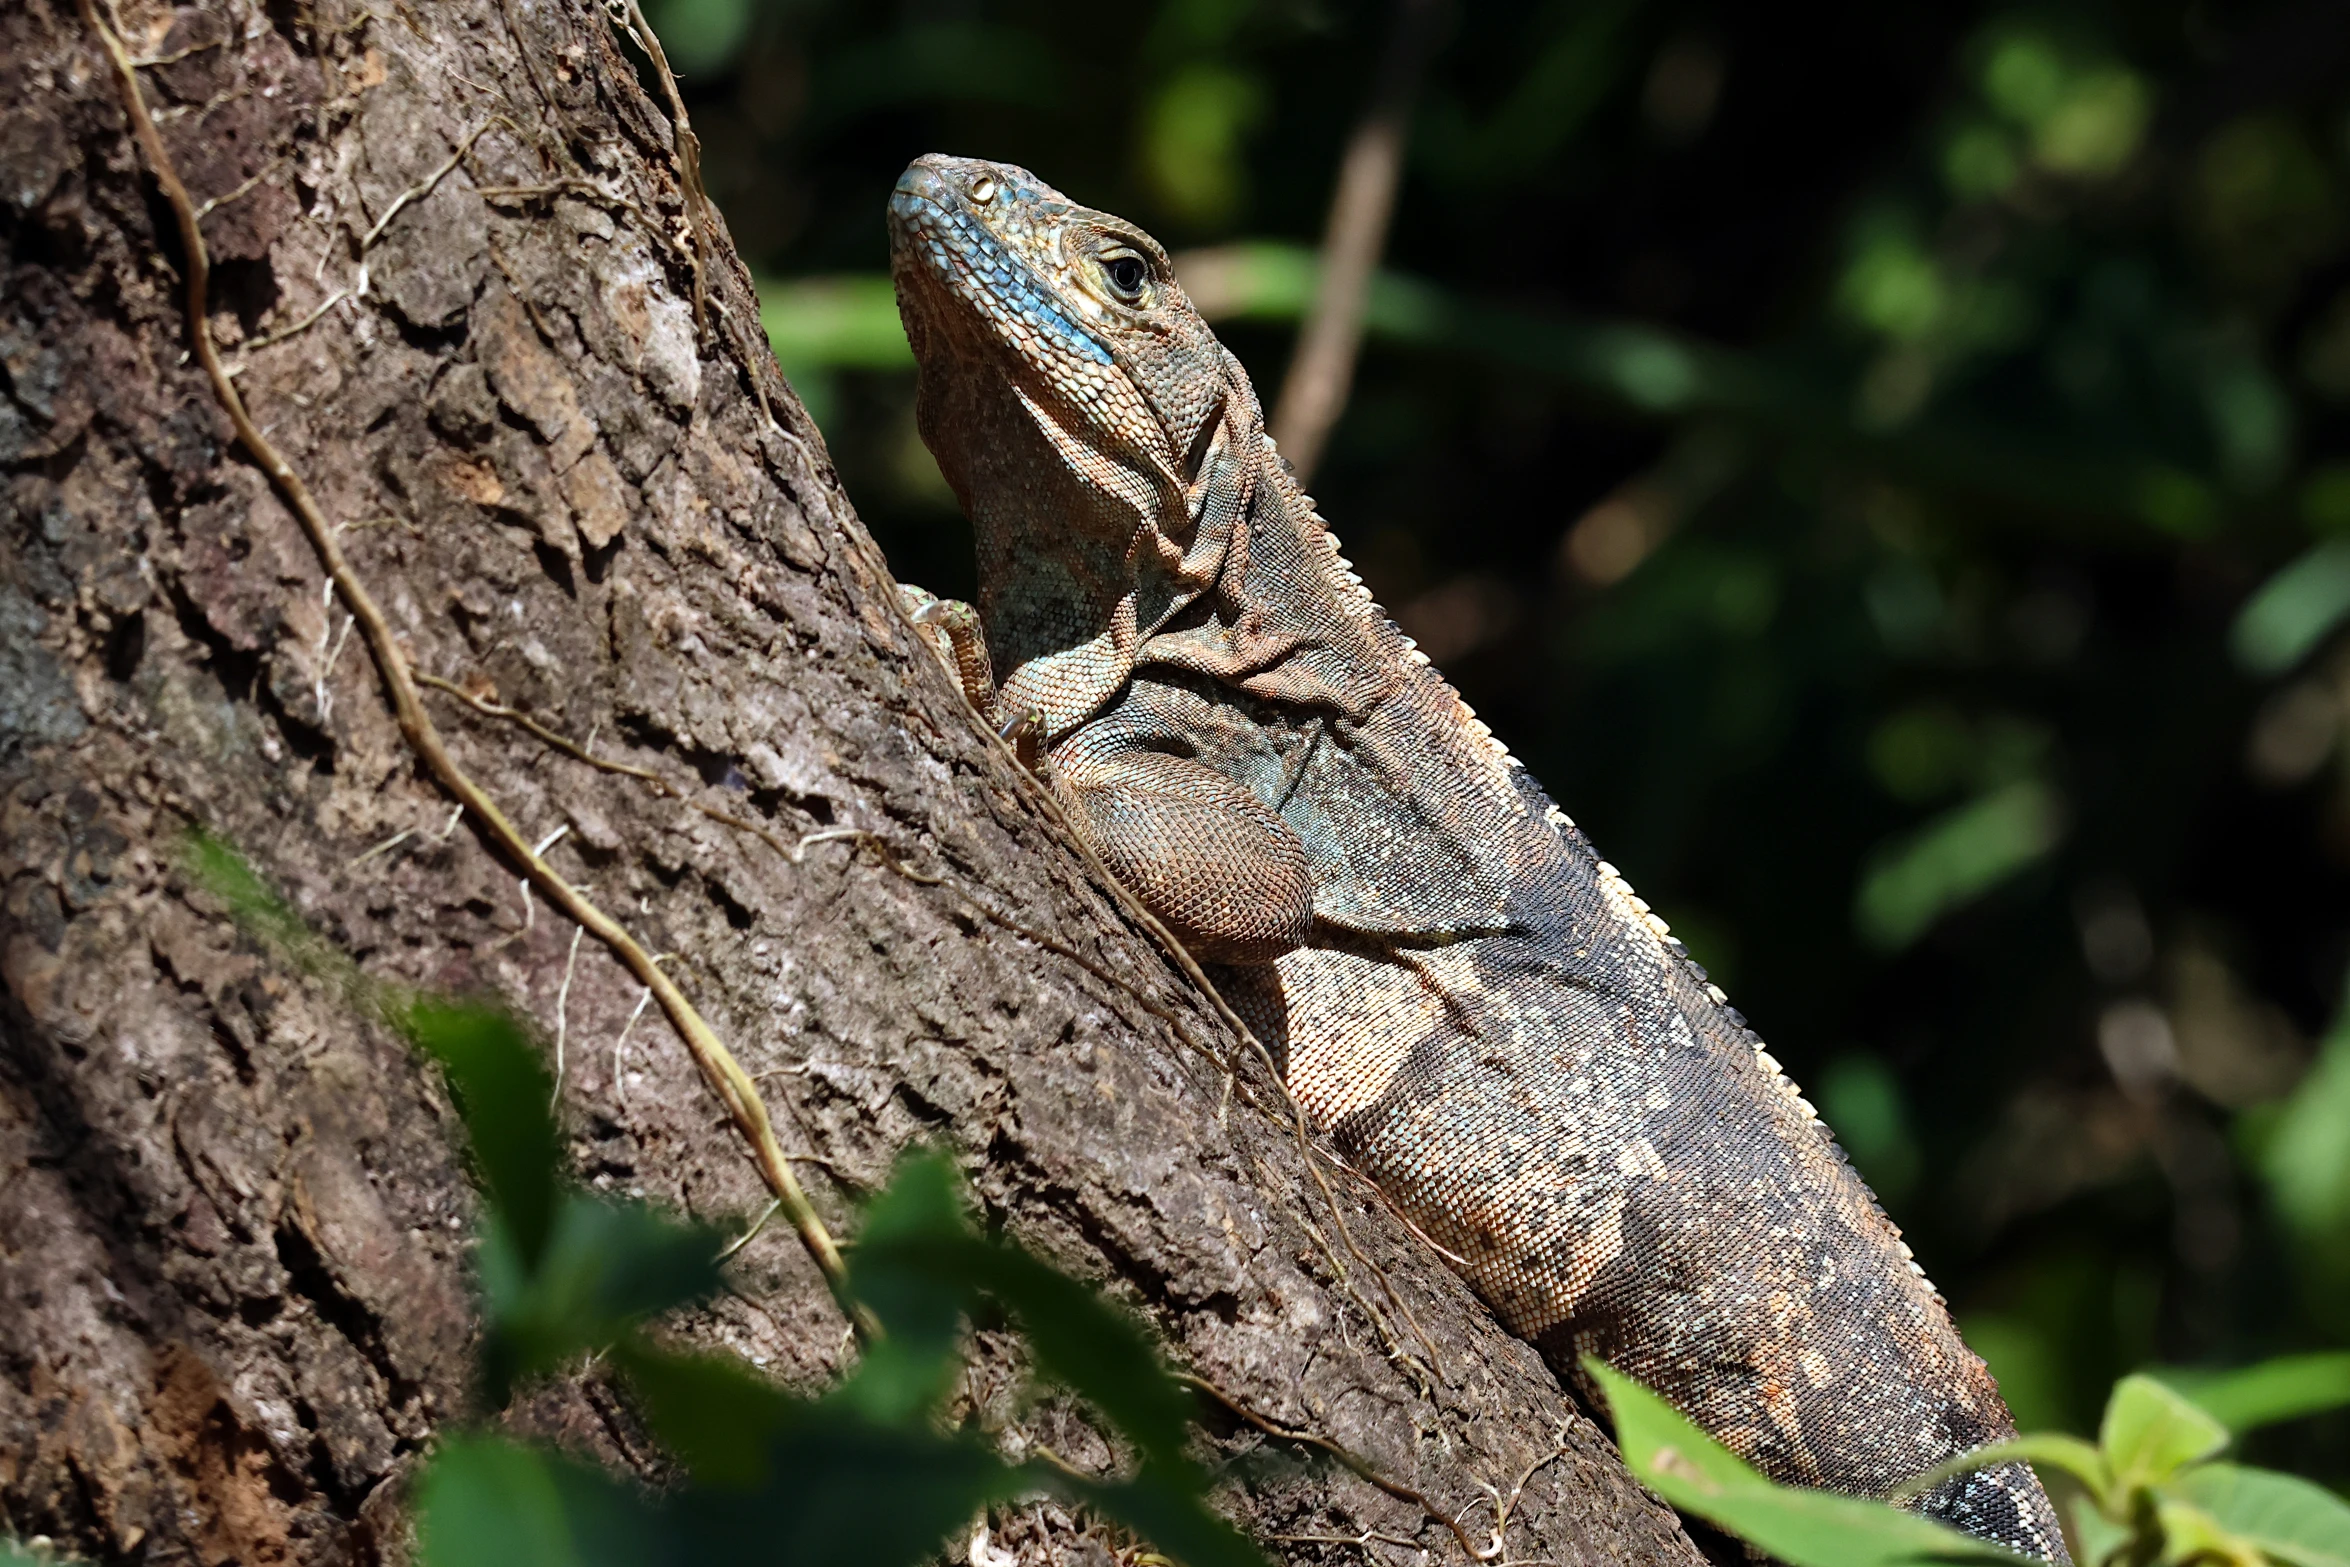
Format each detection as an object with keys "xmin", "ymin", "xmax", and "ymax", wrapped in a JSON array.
[{"xmin": 913, "ymin": 344, "xmax": 1256, "ymax": 739}]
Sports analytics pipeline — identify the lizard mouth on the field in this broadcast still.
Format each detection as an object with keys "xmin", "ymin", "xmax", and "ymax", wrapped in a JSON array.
[{"xmin": 886, "ymin": 155, "xmax": 1118, "ymax": 377}]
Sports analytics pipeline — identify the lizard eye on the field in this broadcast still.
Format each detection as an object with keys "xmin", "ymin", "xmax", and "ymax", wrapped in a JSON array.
[{"xmin": 1102, "ymin": 252, "xmax": 1150, "ymax": 301}]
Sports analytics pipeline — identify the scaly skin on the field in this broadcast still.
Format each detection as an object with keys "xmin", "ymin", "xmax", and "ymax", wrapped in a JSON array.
[{"xmin": 886, "ymin": 152, "xmax": 2067, "ymax": 1560}]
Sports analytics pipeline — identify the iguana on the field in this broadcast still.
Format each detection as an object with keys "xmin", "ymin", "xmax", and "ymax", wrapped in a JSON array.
[{"xmin": 884, "ymin": 152, "xmax": 2067, "ymax": 1561}]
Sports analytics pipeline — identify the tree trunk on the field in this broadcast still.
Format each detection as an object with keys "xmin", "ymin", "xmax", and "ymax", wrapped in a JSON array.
[{"xmin": 0, "ymin": 3, "xmax": 1703, "ymax": 1563}]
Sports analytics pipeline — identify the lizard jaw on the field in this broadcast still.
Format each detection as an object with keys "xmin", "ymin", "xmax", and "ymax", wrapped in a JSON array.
[{"xmin": 887, "ymin": 156, "xmax": 1118, "ymax": 380}]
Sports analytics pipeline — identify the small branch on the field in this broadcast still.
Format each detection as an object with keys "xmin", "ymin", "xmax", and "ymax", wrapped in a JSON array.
[
  {"xmin": 493, "ymin": 0, "xmax": 564, "ymax": 120},
  {"xmin": 552, "ymin": 921, "xmax": 585, "ymax": 1104},
  {"xmin": 1477, "ymin": 1436, "xmax": 1574, "ymax": 1565},
  {"xmin": 1334, "ymin": 1157, "xmax": 1473, "ymax": 1267},
  {"xmin": 152, "ymin": 84, "xmax": 250, "ymax": 126},
  {"xmin": 477, "ymin": 177, "xmax": 659, "ymax": 232},
  {"xmin": 418, "ymin": 674, "xmax": 666, "ymax": 781},
  {"xmin": 709, "ymin": 292, "xmax": 779, "ymax": 432},
  {"xmin": 1265, "ymin": 1529, "xmax": 1426, "ymax": 1558},
  {"xmin": 129, "ymin": 32, "xmax": 226, "ymax": 68},
  {"xmin": 83, "ymin": 0, "xmax": 867, "ymax": 1336},
  {"xmin": 719, "ymin": 1197, "xmax": 781, "ymax": 1261},
  {"xmin": 359, "ymin": 116, "xmax": 507, "ymax": 250},
  {"xmin": 612, "ymin": 982, "xmax": 652, "ymax": 1105},
  {"xmin": 1268, "ymin": 0, "xmax": 1446, "ymax": 484},
  {"xmin": 346, "ymin": 826, "xmax": 413, "ymax": 868},
  {"xmin": 415, "ymin": 673, "xmax": 858, "ymax": 877},
  {"xmin": 595, "ymin": 1, "xmax": 787, "ymax": 436},
  {"xmin": 193, "ymin": 155, "xmax": 287, "ymax": 223},
  {"xmin": 231, "ymin": 274, "xmax": 365, "ymax": 364}
]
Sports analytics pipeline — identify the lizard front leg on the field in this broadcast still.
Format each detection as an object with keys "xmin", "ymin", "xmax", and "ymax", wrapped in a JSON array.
[
  {"xmin": 901, "ymin": 586, "xmax": 1044, "ymax": 767},
  {"xmin": 900, "ymin": 587, "xmax": 1310, "ymax": 962},
  {"xmin": 900, "ymin": 586, "xmax": 997, "ymax": 708},
  {"xmin": 1051, "ymin": 733, "xmax": 1315, "ymax": 966}
]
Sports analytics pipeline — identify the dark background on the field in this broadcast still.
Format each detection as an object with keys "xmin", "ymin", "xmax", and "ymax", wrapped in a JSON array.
[{"xmin": 651, "ymin": 0, "xmax": 2350, "ymax": 1482}]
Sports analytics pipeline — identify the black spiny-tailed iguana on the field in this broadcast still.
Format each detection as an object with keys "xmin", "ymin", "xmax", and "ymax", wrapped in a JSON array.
[{"xmin": 884, "ymin": 152, "xmax": 2067, "ymax": 1561}]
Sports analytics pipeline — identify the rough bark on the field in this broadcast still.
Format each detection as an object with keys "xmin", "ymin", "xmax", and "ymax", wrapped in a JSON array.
[{"xmin": 0, "ymin": 3, "xmax": 1705, "ymax": 1564}]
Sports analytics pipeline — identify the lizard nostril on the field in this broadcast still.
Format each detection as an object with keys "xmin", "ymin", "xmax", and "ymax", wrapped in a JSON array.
[{"xmin": 968, "ymin": 174, "xmax": 997, "ymax": 205}]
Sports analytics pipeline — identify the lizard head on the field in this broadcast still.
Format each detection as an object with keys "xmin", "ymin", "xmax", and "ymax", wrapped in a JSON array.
[
  {"xmin": 887, "ymin": 153, "xmax": 1263, "ymax": 735},
  {"xmin": 887, "ymin": 154, "xmax": 1238, "ymax": 501}
]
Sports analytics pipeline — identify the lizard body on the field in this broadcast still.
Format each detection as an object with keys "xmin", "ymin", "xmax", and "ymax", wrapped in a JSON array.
[{"xmin": 886, "ymin": 153, "xmax": 2067, "ymax": 1560}]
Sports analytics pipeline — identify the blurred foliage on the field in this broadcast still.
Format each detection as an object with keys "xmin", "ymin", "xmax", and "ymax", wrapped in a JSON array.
[
  {"xmin": 416, "ymin": 1134, "xmax": 1261, "ymax": 1567},
  {"xmin": 1598, "ymin": 1355, "xmax": 2350, "ymax": 1564},
  {"xmin": 183, "ymin": 840, "xmax": 1265, "ymax": 1567},
  {"xmin": 656, "ymin": 0, "xmax": 2350, "ymax": 1493},
  {"xmin": 1590, "ymin": 1357, "xmax": 2029, "ymax": 1565}
]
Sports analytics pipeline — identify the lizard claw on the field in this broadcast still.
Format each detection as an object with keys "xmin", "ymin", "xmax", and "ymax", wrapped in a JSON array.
[
  {"xmin": 898, "ymin": 585, "xmax": 998, "ymax": 712},
  {"xmin": 998, "ymin": 707, "xmax": 1044, "ymax": 773}
]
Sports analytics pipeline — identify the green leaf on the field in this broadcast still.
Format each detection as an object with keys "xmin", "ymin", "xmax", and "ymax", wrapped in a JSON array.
[
  {"xmin": 422, "ymin": 1419, "xmax": 1039, "ymax": 1567},
  {"xmin": 1854, "ymin": 780, "xmax": 2063, "ymax": 952},
  {"xmin": 2099, "ymin": 1374, "xmax": 2229, "ymax": 1491},
  {"xmin": 2262, "ymin": 1009, "xmax": 2350, "ymax": 1241},
  {"xmin": 1892, "ymin": 1435, "xmax": 2111, "ymax": 1506},
  {"xmin": 415, "ymin": 1435, "xmax": 675, "ymax": 1567},
  {"xmin": 850, "ymin": 1157, "xmax": 1195, "ymax": 1473},
  {"xmin": 862, "ymin": 1233, "xmax": 1196, "ymax": 1474},
  {"xmin": 960, "ymin": 1243, "xmax": 1197, "ymax": 1475},
  {"xmin": 2152, "ymin": 1498, "xmax": 2267, "ymax": 1567},
  {"xmin": 1066, "ymin": 1470, "xmax": 1270, "ymax": 1567},
  {"xmin": 2065, "ymin": 1504, "xmax": 2132, "ymax": 1566},
  {"xmin": 2231, "ymin": 540, "xmax": 2350, "ymax": 676},
  {"xmin": 480, "ymin": 1196, "xmax": 726, "ymax": 1402},
  {"xmin": 1586, "ymin": 1360, "xmax": 2032, "ymax": 1565},
  {"xmin": 2170, "ymin": 1462, "xmax": 2350, "ymax": 1567},
  {"xmin": 2154, "ymin": 1354, "xmax": 2350, "ymax": 1437},
  {"xmin": 683, "ymin": 1407, "xmax": 1032, "ymax": 1566},
  {"xmin": 841, "ymin": 1153, "xmax": 972, "ymax": 1422},
  {"xmin": 607, "ymin": 1343, "xmax": 798, "ymax": 1490},
  {"xmin": 399, "ymin": 1000, "xmax": 563, "ymax": 1270}
]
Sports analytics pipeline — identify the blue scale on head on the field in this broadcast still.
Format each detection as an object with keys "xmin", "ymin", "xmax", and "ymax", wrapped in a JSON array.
[{"xmin": 916, "ymin": 184, "xmax": 1116, "ymax": 367}]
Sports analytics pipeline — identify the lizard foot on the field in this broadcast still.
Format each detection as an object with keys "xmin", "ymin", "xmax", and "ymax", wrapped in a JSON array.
[
  {"xmin": 899, "ymin": 585, "xmax": 997, "ymax": 712},
  {"xmin": 997, "ymin": 707, "xmax": 1045, "ymax": 773}
]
